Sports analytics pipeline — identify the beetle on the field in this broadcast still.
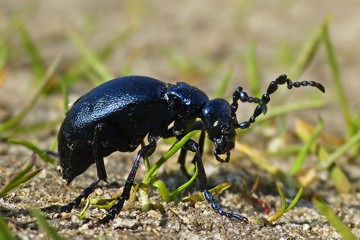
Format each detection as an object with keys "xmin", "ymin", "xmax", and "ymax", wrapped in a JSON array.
[{"xmin": 57, "ymin": 74, "xmax": 325, "ymax": 224}]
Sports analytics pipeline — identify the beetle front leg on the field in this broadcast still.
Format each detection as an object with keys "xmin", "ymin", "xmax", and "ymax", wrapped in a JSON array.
[{"xmin": 183, "ymin": 139, "xmax": 248, "ymax": 223}]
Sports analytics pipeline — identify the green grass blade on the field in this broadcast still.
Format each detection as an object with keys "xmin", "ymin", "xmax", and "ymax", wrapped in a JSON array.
[
  {"xmin": 214, "ymin": 68, "xmax": 232, "ymax": 98},
  {"xmin": 0, "ymin": 55, "xmax": 60, "ymax": 133},
  {"xmin": 288, "ymin": 22, "xmax": 323, "ymax": 79},
  {"xmin": 60, "ymin": 77, "xmax": 69, "ymax": 113},
  {"xmin": 67, "ymin": 30, "xmax": 114, "ymax": 83},
  {"xmin": 0, "ymin": 155, "xmax": 42, "ymax": 198},
  {"xmin": 320, "ymin": 129, "xmax": 360, "ymax": 169},
  {"xmin": 8, "ymin": 138, "xmax": 55, "ymax": 165},
  {"xmin": 182, "ymin": 182, "xmax": 231, "ymax": 202},
  {"xmin": 0, "ymin": 168, "xmax": 43, "ymax": 199},
  {"xmin": 143, "ymin": 130, "xmax": 200, "ymax": 184},
  {"xmin": 152, "ymin": 179, "xmax": 170, "ymax": 202},
  {"xmin": 312, "ymin": 197, "xmax": 357, "ymax": 240},
  {"xmin": 257, "ymin": 99, "xmax": 325, "ymax": 124},
  {"xmin": 98, "ymin": 26, "xmax": 135, "ymax": 60},
  {"xmin": 61, "ymin": 27, "xmax": 133, "ymax": 87},
  {"xmin": 31, "ymin": 209, "xmax": 62, "ymax": 240},
  {"xmin": 322, "ymin": 20, "xmax": 353, "ymax": 136},
  {"xmin": 290, "ymin": 118, "xmax": 323, "ymax": 175},
  {"xmin": 16, "ymin": 23, "xmax": 45, "ymax": 84},
  {"xmin": 0, "ymin": 39, "xmax": 8, "ymax": 70},
  {"xmin": 0, "ymin": 215, "xmax": 17, "ymax": 240},
  {"xmin": 267, "ymin": 182, "xmax": 287, "ymax": 223},
  {"xmin": 246, "ymin": 41, "xmax": 261, "ymax": 96},
  {"xmin": 169, "ymin": 163, "xmax": 198, "ymax": 200},
  {"xmin": 285, "ymin": 187, "xmax": 303, "ymax": 212}
]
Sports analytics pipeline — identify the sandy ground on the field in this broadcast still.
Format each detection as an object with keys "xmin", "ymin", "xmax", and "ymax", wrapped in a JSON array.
[{"xmin": 0, "ymin": 1, "xmax": 359, "ymax": 239}]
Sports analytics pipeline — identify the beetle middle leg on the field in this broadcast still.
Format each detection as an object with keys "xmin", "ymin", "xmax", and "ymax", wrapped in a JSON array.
[
  {"xmin": 97, "ymin": 137, "xmax": 158, "ymax": 224},
  {"xmin": 177, "ymin": 122, "xmax": 206, "ymax": 179},
  {"xmin": 183, "ymin": 139, "xmax": 249, "ymax": 223}
]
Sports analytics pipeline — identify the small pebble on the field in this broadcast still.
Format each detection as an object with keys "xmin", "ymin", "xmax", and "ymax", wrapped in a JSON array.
[{"xmin": 302, "ymin": 223, "xmax": 310, "ymax": 231}]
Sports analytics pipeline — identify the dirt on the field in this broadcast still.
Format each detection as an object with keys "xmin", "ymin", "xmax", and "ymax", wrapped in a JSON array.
[{"xmin": 0, "ymin": 1, "xmax": 359, "ymax": 239}]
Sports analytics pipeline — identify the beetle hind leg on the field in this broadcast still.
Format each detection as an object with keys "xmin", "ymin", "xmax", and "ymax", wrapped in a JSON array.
[{"xmin": 60, "ymin": 123, "xmax": 129, "ymax": 213}]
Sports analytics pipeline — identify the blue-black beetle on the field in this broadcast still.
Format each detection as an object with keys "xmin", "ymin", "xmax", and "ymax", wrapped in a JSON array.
[{"xmin": 57, "ymin": 74, "xmax": 325, "ymax": 224}]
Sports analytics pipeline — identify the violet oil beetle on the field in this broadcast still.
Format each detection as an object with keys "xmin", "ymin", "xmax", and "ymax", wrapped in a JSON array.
[{"xmin": 57, "ymin": 74, "xmax": 325, "ymax": 224}]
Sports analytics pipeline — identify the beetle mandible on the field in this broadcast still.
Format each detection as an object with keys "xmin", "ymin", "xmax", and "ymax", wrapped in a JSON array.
[{"xmin": 57, "ymin": 74, "xmax": 325, "ymax": 224}]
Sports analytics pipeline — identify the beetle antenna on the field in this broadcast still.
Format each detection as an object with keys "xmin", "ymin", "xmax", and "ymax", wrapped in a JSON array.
[{"xmin": 231, "ymin": 74, "xmax": 325, "ymax": 129}]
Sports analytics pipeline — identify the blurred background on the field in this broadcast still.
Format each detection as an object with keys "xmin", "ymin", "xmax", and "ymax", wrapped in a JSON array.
[
  {"xmin": 1, "ymin": 0, "xmax": 359, "ymax": 133},
  {"xmin": 0, "ymin": 1, "xmax": 359, "ymax": 239}
]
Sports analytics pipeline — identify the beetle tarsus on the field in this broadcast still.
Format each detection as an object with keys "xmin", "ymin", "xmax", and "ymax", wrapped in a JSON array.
[
  {"xmin": 204, "ymin": 190, "xmax": 248, "ymax": 223},
  {"xmin": 60, "ymin": 178, "xmax": 100, "ymax": 212}
]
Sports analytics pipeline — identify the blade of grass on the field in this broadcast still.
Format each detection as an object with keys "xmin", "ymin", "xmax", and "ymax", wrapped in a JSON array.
[
  {"xmin": 152, "ymin": 179, "xmax": 170, "ymax": 202},
  {"xmin": 329, "ymin": 165, "xmax": 352, "ymax": 193},
  {"xmin": 214, "ymin": 68, "xmax": 232, "ymax": 98},
  {"xmin": 140, "ymin": 130, "xmax": 200, "ymax": 211},
  {"xmin": 317, "ymin": 138, "xmax": 352, "ymax": 194},
  {"xmin": 285, "ymin": 187, "xmax": 303, "ymax": 212},
  {"xmin": 0, "ymin": 154, "xmax": 43, "ymax": 198},
  {"xmin": 31, "ymin": 209, "xmax": 62, "ymax": 240},
  {"xmin": 246, "ymin": 41, "xmax": 261, "ymax": 96},
  {"xmin": 16, "ymin": 23, "xmax": 46, "ymax": 84},
  {"xmin": 288, "ymin": 21, "xmax": 323, "ymax": 80},
  {"xmin": 320, "ymin": 129, "xmax": 360, "ymax": 169},
  {"xmin": 0, "ymin": 55, "xmax": 60, "ymax": 134},
  {"xmin": 0, "ymin": 215, "xmax": 17, "ymax": 240},
  {"xmin": 67, "ymin": 30, "xmax": 114, "ymax": 83},
  {"xmin": 168, "ymin": 163, "xmax": 198, "ymax": 200},
  {"xmin": 257, "ymin": 99, "xmax": 325, "ymax": 124},
  {"xmin": 2, "ymin": 119, "xmax": 62, "ymax": 138},
  {"xmin": 60, "ymin": 76, "xmax": 69, "ymax": 113},
  {"xmin": 0, "ymin": 39, "xmax": 8, "ymax": 70},
  {"xmin": 266, "ymin": 182, "xmax": 303, "ymax": 223},
  {"xmin": 312, "ymin": 197, "xmax": 356, "ymax": 240},
  {"xmin": 8, "ymin": 139, "xmax": 55, "ymax": 165},
  {"xmin": 290, "ymin": 118, "xmax": 323, "ymax": 176},
  {"xmin": 143, "ymin": 130, "xmax": 200, "ymax": 184},
  {"xmin": 322, "ymin": 20, "xmax": 353, "ymax": 136},
  {"xmin": 98, "ymin": 25, "xmax": 135, "ymax": 60},
  {"xmin": 266, "ymin": 182, "xmax": 287, "ymax": 223},
  {"xmin": 182, "ymin": 182, "xmax": 231, "ymax": 202},
  {"xmin": 0, "ymin": 168, "xmax": 43, "ymax": 198},
  {"xmin": 235, "ymin": 143, "xmax": 283, "ymax": 176},
  {"xmin": 61, "ymin": 26, "xmax": 133, "ymax": 87}
]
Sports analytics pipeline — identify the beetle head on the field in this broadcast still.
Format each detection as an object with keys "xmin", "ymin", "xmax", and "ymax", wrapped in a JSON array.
[
  {"xmin": 57, "ymin": 138, "xmax": 94, "ymax": 185},
  {"xmin": 202, "ymin": 99, "xmax": 236, "ymax": 162}
]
